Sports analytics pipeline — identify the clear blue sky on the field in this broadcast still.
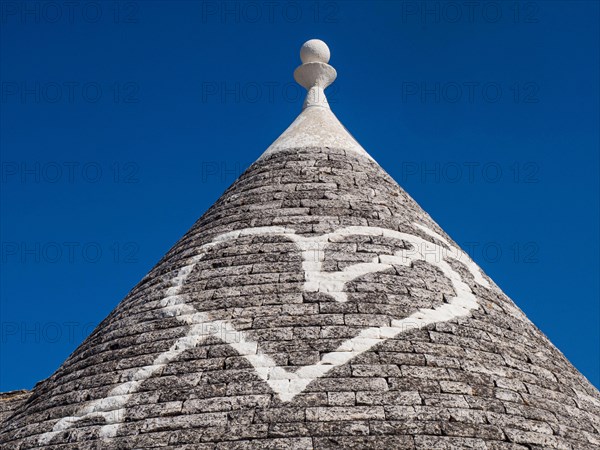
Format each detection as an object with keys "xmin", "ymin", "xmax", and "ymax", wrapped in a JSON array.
[{"xmin": 1, "ymin": 1, "xmax": 598, "ymax": 391}]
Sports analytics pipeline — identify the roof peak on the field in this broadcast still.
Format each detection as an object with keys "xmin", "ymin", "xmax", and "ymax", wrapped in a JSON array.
[
  {"xmin": 294, "ymin": 39, "xmax": 337, "ymax": 110},
  {"xmin": 260, "ymin": 39, "xmax": 373, "ymax": 161}
]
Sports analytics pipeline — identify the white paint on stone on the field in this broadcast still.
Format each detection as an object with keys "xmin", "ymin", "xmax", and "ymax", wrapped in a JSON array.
[
  {"xmin": 300, "ymin": 39, "xmax": 330, "ymax": 64},
  {"xmin": 38, "ymin": 223, "xmax": 490, "ymax": 444},
  {"xmin": 260, "ymin": 40, "xmax": 373, "ymax": 161},
  {"xmin": 260, "ymin": 104, "xmax": 372, "ymax": 161},
  {"xmin": 414, "ymin": 223, "xmax": 490, "ymax": 289}
]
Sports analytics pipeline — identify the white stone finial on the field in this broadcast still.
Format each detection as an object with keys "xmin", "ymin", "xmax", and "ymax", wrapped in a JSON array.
[
  {"xmin": 300, "ymin": 39, "xmax": 330, "ymax": 64},
  {"xmin": 294, "ymin": 39, "xmax": 337, "ymax": 110}
]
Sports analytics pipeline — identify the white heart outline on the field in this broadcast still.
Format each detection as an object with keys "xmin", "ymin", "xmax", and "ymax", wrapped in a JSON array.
[{"xmin": 39, "ymin": 223, "xmax": 489, "ymax": 443}]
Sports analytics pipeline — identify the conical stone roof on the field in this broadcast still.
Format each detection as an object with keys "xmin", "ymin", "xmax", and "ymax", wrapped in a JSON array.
[{"xmin": 2, "ymin": 39, "xmax": 599, "ymax": 450}]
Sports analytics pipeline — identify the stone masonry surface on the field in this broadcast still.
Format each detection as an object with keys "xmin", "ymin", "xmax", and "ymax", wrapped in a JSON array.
[{"xmin": 1, "ymin": 147, "xmax": 599, "ymax": 449}]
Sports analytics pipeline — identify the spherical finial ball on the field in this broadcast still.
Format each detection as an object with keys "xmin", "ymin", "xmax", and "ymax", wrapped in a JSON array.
[{"xmin": 300, "ymin": 39, "xmax": 330, "ymax": 64}]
